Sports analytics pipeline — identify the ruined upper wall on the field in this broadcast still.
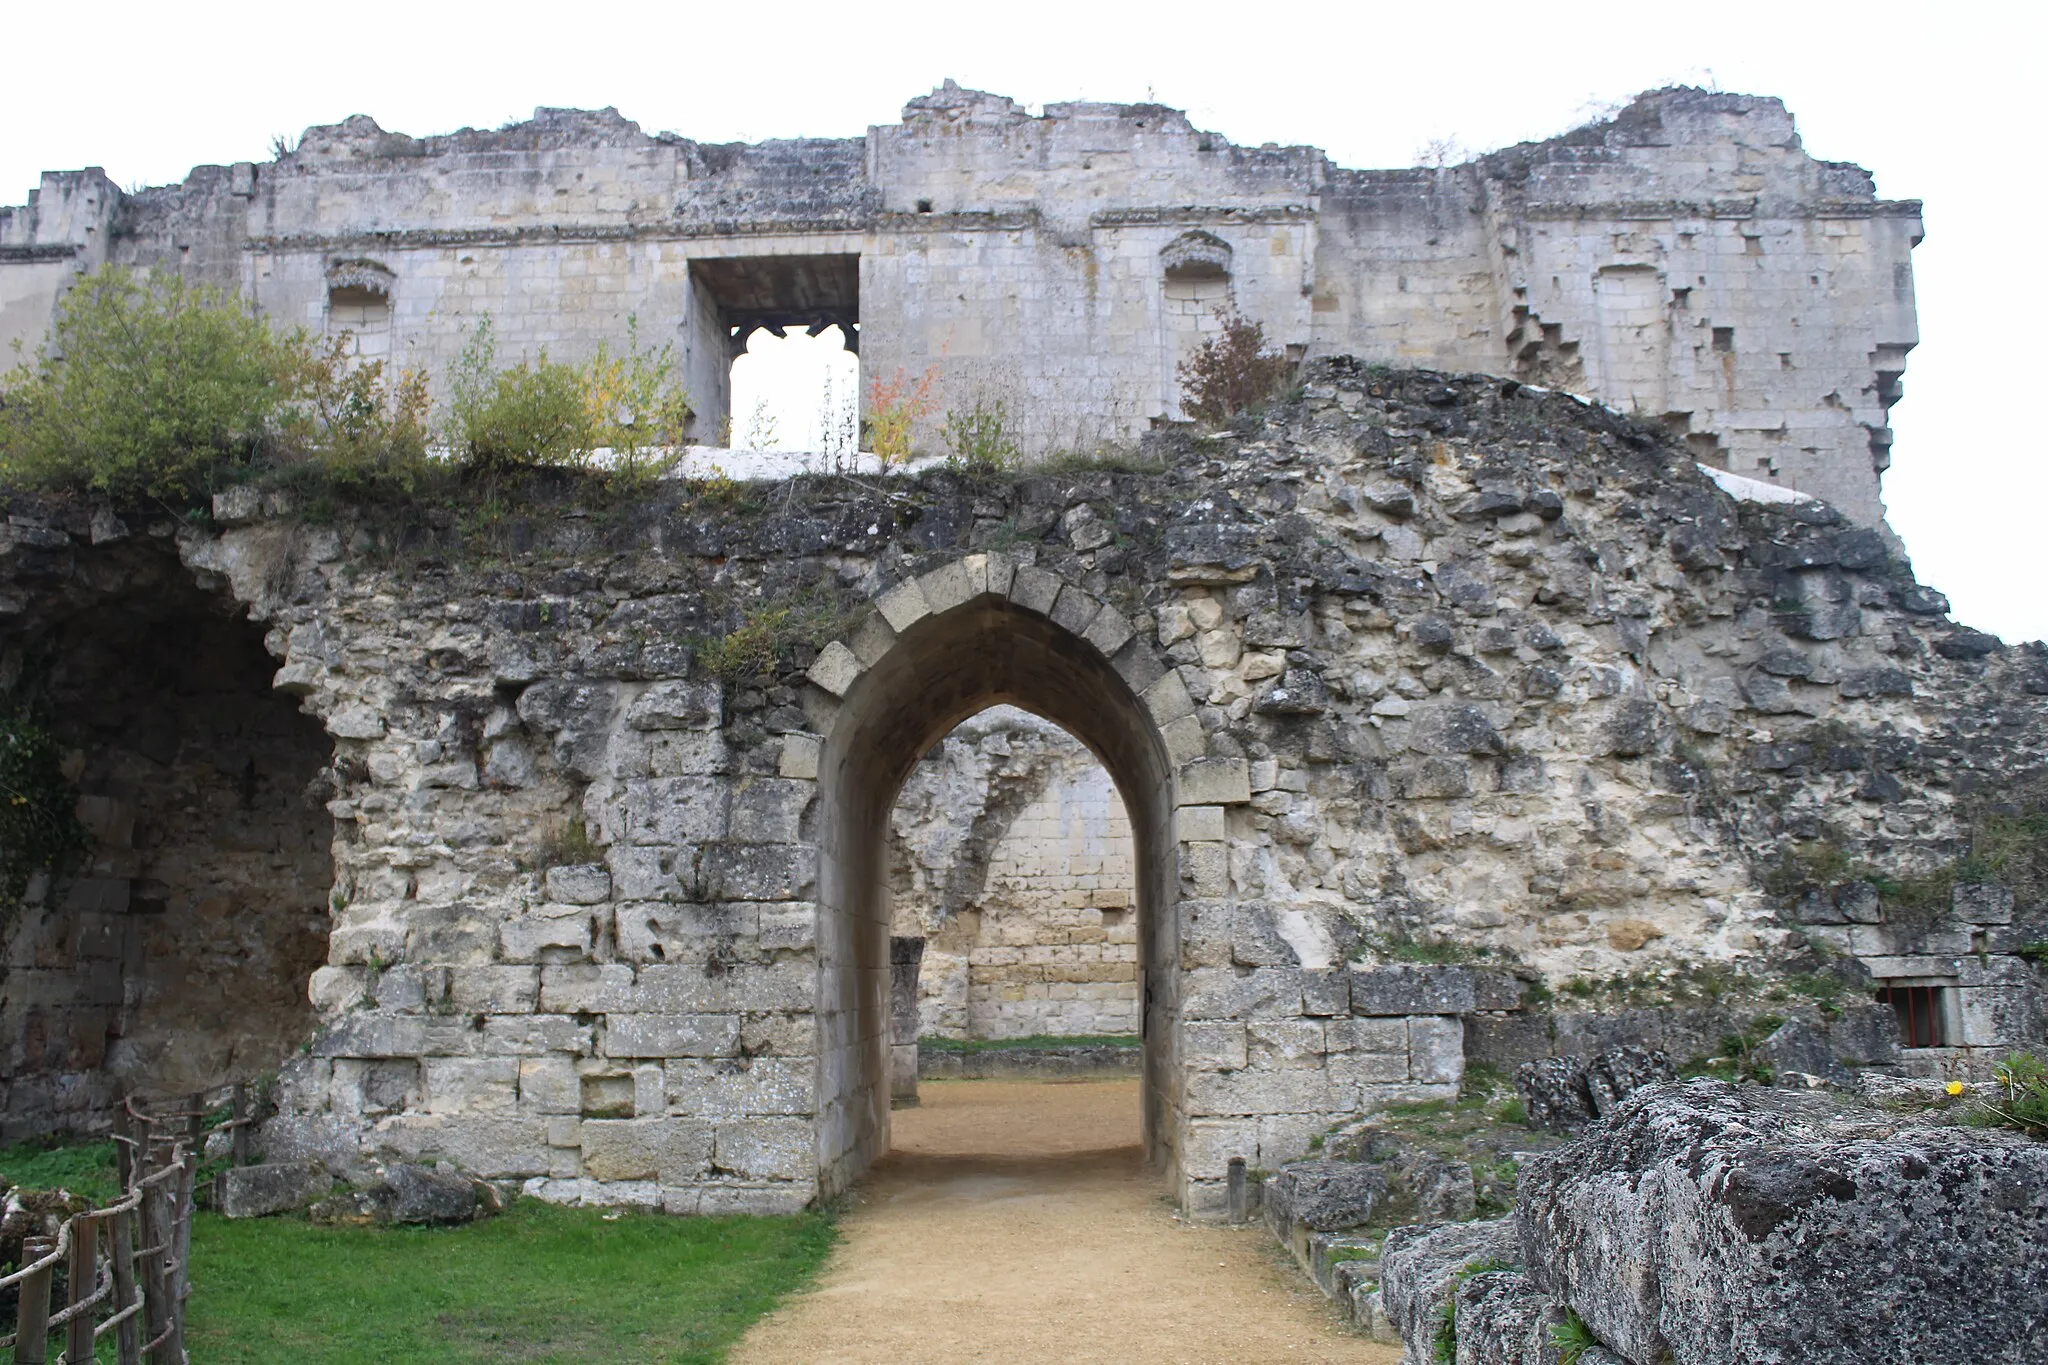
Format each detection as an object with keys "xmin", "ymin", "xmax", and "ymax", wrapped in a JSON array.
[{"xmin": 0, "ymin": 85, "xmax": 1919, "ymax": 528}]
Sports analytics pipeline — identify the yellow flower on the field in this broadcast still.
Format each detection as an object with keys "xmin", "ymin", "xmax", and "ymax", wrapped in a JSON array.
[{"xmin": 1945, "ymin": 1080, "xmax": 1965, "ymax": 1096}]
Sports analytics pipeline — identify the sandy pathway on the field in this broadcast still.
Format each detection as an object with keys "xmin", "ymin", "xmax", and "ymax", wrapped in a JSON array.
[{"xmin": 729, "ymin": 1079, "xmax": 1400, "ymax": 1364}]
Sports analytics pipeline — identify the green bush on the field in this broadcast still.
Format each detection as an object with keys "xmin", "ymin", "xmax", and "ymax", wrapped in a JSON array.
[
  {"xmin": 0, "ymin": 269, "xmax": 299, "ymax": 500},
  {"xmin": 446, "ymin": 316, "xmax": 692, "ymax": 474}
]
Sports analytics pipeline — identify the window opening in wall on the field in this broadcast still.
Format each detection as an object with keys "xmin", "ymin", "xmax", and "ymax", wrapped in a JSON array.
[
  {"xmin": 1160, "ymin": 231, "xmax": 1235, "ymax": 420},
  {"xmin": 1878, "ymin": 983, "xmax": 1950, "ymax": 1048},
  {"xmin": 689, "ymin": 254, "xmax": 858, "ymax": 461},
  {"xmin": 886, "ymin": 704, "xmax": 1139, "ymax": 1112},
  {"xmin": 728, "ymin": 326, "xmax": 858, "ymax": 456}
]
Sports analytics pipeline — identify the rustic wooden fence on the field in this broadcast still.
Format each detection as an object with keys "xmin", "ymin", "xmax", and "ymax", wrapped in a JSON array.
[{"xmin": 2, "ymin": 1085, "xmax": 258, "ymax": 1365}]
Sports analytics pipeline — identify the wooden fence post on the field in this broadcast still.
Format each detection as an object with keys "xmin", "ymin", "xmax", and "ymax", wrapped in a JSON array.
[
  {"xmin": 14, "ymin": 1236, "xmax": 55, "ymax": 1365},
  {"xmin": 231, "ymin": 1081, "xmax": 252, "ymax": 1167},
  {"xmin": 111, "ymin": 1203, "xmax": 143, "ymax": 1365},
  {"xmin": 140, "ymin": 1180, "xmax": 171, "ymax": 1363},
  {"xmin": 65, "ymin": 1212, "xmax": 99, "ymax": 1365}
]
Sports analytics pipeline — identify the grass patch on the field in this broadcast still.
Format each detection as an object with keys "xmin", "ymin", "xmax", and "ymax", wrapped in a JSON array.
[
  {"xmin": 0, "ymin": 1137, "xmax": 120, "ymax": 1203},
  {"xmin": 918, "ymin": 1033, "xmax": 1139, "ymax": 1054},
  {"xmin": 184, "ymin": 1200, "xmax": 835, "ymax": 1364}
]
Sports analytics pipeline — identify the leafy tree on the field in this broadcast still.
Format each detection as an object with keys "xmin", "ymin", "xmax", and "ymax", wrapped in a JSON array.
[{"xmin": 1177, "ymin": 309, "xmax": 1291, "ymax": 425}]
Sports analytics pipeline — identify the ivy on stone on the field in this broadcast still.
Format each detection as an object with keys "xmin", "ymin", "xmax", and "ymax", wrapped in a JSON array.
[{"xmin": 0, "ymin": 707, "xmax": 89, "ymax": 919}]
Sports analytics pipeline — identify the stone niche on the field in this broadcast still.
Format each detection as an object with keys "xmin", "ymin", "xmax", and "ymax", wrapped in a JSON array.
[{"xmin": 0, "ymin": 538, "xmax": 334, "ymax": 1139}]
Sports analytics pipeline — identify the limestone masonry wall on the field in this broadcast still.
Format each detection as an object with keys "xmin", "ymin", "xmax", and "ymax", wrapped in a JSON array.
[
  {"xmin": 0, "ymin": 364, "xmax": 2037, "ymax": 1216},
  {"xmin": 1, "ymin": 85, "xmax": 1917, "ymax": 526},
  {"xmin": 889, "ymin": 706, "xmax": 1139, "ymax": 1041}
]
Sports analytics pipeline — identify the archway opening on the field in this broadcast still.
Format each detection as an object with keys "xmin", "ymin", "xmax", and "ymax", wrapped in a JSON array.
[
  {"xmin": 887, "ymin": 705, "xmax": 1140, "ymax": 1102},
  {"xmin": 815, "ymin": 592, "xmax": 1178, "ymax": 1198},
  {"xmin": 0, "ymin": 545, "xmax": 335, "ymax": 1140}
]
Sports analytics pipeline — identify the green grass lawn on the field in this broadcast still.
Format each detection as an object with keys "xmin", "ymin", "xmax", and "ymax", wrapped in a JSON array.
[
  {"xmin": 185, "ymin": 1202, "xmax": 835, "ymax": 1364},
  {"xmin": 3, "ymin": 1140, "xmax": 835, "ymax": 1364}
]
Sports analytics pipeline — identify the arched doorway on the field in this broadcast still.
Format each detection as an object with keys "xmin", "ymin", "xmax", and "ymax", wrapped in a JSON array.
[{"xmin": 808, "ymin": 559, "xmax": 1186, "ymax": 1199}]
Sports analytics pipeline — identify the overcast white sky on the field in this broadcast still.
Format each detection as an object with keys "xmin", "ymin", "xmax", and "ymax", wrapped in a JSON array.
[{"xmin": 7, "ymin": 1, "xmax": 2042, "ymax": 640}]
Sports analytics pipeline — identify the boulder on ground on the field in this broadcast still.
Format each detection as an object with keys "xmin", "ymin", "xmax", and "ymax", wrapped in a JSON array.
[
  {"xmin": 1516, "ymin": 1046, "xmax": 1676, "ymax": 1129},
  {"xmin": 218, "ymin": 1160, "xmax": 333, "ymax": 1218},
  {"xmin": 1264, "ymin": 1160, "xmax": 1387, "ymax": 1232},
  {"xmin": 385, "ymin": 1162, "xmax": 488, "ymax": 1224},
  {"xmin": 1753, "ymin": 1016, "xmax": 1855, "ymax": 1088},
  {"xmin": 1515, "ymin": 1078, "xmax": 2048, "ymax": 1365},
  {"xmin": 1378, "ymin": 1216, "xmax": 1520, "ymax": 1359}
]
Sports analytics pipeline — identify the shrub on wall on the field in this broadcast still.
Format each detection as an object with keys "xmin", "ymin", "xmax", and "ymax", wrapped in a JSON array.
[
  {"xmin": 0, "ymin": 269, "xmax": 300, "ymax": 500},
  {"xmin": 0, "ymin": 706, "xmax": 89, "ymax": 921},
  {"xmin": 1177, "ymin": 309, "xmax": 1291, "ymax": 425},
  {"xmin": 446, "ymin": 316, "xmax": 694, "ymax": 474}
]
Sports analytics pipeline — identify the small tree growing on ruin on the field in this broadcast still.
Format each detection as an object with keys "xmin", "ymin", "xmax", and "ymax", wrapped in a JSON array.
[{"xmin": 1176, "ymin": 309, "xmax": 1291, "ymax": 425}]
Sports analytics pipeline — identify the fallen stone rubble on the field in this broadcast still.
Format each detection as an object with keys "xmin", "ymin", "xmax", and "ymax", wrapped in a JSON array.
[{"xmin": 1368, "ymin": 1078, "xmax": 2048, "ymax": 1364}]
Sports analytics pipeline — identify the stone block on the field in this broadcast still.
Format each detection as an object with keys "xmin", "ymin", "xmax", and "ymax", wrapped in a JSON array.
[
  {"xmin": 219, "ymin": 1161, "xmax": 334, "ymax": 1219},
  {"xmin": 448, "ymin": 966, "xmax": 540, "ymax": 1014},
  {"xmin": 1182, "ymin": 1066, "xmax": 1342, "ymax": 1116},
  {"xmin": 1407, "ymin": 1016, "xmax": 1465, "ymax": 1085},
  {"xmin": 624, "ymin": 680, "xmax": 721, "ymax": 731},
  {"xmin": 875, "ymin": 578, "xmax": 933, "ymax": 632},
  {"xmin": 422, "ymin": 1058, "xmax": 519, "ymax": 1115},
  {"xmin": 1179, "ymin": 756, "xmax": 1251, "ymax": 806},
  {"xmin": 1009, "ymin": 565, "xmax": 1063, "ymax": 615},
  {"xmin": 714, "ymin": 1117, "xmax": 815, "ymax": 1181},
  {"xmin": 1325, "ymin": 1016, "xmax": 1408, "ymax": 1054},
  {"xmin": 665, "ymin": 1056, "xmax": 814, "ymax": 1117},
  {"xmin": 726, "ymin": 778, "xmax": 815, "ymax": 844},
  {"xmin": 1265, "ymin": 1160, "xmax": 1387, "ymax": 1232},
  {"xmin": 1379, "ymin": 1218, "xmax": 1522, "ymax": 1363},
  {"xmin": 917, "ymin": 559, "xmax": 979, "ymax": 614},
  {"xmin": 1049, "ymin": 584, "xmax": 1102, "ymax": 637},
  {"xmin": 1349, "ymin": 965, "xmax": 1476, "ymax": 1016},
  {"xmin": 1176, "ymin": 804, "xmax": 1226, "ymax": 842},
  {"xmin": 579, "ymin": 1117, "xmax": 714, "ymax": 1184},
  {"xmin": 806, "ymin": 641, "xmax": 864, "ymax": 697},
  {"xmin": 1180, "ymin": 1021, "xmax": 1249, "ymax": 1070},
  {"xmin": 1301, "ymin": 969, "xmax": 1349, "ymax": 1017},
  {"xmin": 1082, "ymin": 605, "xmax": 1135, "ymax": 657},
  {"xmin": 376, "ymin": 1116, "xmax": 551, "ymax": 1178},
  {"xmin": 545, "ymin": 863, "xmax": 612, "ymax": 905},
  {"xmin": 604, "ymin": 1013, "xmax": 741, "ymax": 1059},
  {"xmin": 383, "ymin": 1163, "xmax": 485, "ymax": 1225},
  {"xmin": 1143, "ymin": 669, "xmax": 1197, "ymax": 726},
  {"xmin": 518, "ymin": 1056, "xmax": 582, "ymax": 1115},
  {"xmin": 778, "ymin": 732, "xmax": 822, "ymax": 780},
  {"xmin": 1953, "ymin": 882, "xmax": 2015, "ymax": 924},
  {"xmin": 1181, "ymin": 841, "xmax": 1230, "ymax": 897},
  {"xmin": 539, "ymin": 963, "xmax": 637, "ymax": 1013},
  {"xmin": 1182, "ymin": 966, "xmax": 1304, "ymax": 1020},
  {"xmin": 1161, "ymin": 713, "xmax": 1208, "ymax": 766}
]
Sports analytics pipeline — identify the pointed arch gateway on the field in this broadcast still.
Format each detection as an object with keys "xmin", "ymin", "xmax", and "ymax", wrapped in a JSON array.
[{"xmin": 801, "ymin": 552, "xmax": 1225, "ymax": 1201}]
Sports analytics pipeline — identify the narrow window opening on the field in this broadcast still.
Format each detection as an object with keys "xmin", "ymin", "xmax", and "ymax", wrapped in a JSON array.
[
  {"xmin": 1877, "ymin": 984, "xmax": 1949, "ymax": 1048},
  {"xmin": 1711, "ymin": 327, "xmax": 1735, "ymax": 354},
  {"xmin": 327, "ymin": 284, "xmax": 391, "ymax": 361},
  {"xmin": 916, "ymin": 198, "xmax": 934, "ymax": 214}
]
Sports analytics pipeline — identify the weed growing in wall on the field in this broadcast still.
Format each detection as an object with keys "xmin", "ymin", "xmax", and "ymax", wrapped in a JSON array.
[
  {"xmin": 941, "ymin": 396, "xmax": 1020, "ymax": 472},
  {"xmin": 863, "ymin": 367, "xmax": 939, "ymax": 465}
]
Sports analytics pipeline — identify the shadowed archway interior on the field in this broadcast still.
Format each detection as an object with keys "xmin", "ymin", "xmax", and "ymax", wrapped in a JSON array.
[{"xmin": 815, "ymin": 595, "xmax": 1179, "ymax": 1197}]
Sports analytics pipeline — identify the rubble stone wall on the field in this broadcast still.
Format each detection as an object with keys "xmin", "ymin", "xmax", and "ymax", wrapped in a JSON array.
[
  {"xmin": 2, "ymin": 86, "xmax": 1917, "ymax": 525},
  {"xmin": 0, "ymin": 364, "xmax": 2039, "ymax": 1215}
]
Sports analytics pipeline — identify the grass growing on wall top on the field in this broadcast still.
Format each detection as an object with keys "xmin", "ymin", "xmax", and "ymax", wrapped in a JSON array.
[{"xmin": 184, "ymin": 1201, "xmax": 836, "ymax": 1365}]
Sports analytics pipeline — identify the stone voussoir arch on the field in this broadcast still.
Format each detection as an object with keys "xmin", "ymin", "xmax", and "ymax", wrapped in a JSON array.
[{"xmin": 791, "ymin": 550, "xmax": 1253, "ymax": 1205}]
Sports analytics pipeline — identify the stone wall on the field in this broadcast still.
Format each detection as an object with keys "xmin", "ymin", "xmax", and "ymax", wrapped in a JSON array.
[
  {"xmin": 2, "ymin": 86, "xmax": 1917, "ymax": 526},
  {"xmin": 0, "ymin": 362, "xmax": 2039, "ymax": 1215},
  {"xmin": 889, "ymin": 706, "xmax": 1139, "ymax": 1041}
]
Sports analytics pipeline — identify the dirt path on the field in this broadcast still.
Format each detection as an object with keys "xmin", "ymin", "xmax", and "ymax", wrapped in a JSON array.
[{"xmin": 729, "ymin": 1079, "xmax": 1401, "ymax": 1364}]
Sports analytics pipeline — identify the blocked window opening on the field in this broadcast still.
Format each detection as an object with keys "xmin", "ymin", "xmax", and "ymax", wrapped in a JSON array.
[
  {"xmin": 888, "ymin": 706, "xmax": 1139, "ymax": 1060},
  {"xmin": 1878, "ymin": 983, "xmax": 1951, "ymax": 1048},
  {"xmin": 325, "ymin": 260, "xmax": 395, "ymax": 363},
  {"xmin": 689, "ymin": 254, "xmax": 858, "ymax": 455},
  {"xmin": 1161, "ymin": 231, "xmax": 1235, "ymax": 418}
]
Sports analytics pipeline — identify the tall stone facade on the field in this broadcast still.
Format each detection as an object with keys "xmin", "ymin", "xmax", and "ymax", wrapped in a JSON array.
[
  {"xmin": 1, "ymin": 84, "xmax": 1918, "ymax": 525},
  {"xmin": 0, "ymin": 364, "xmax": 2038, "ymax": 1217},
  {"xmin": 889, "ymin": 706, "xmax": 1139, "ymax": 1041}
]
